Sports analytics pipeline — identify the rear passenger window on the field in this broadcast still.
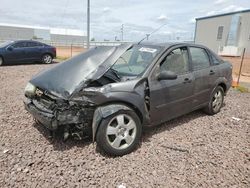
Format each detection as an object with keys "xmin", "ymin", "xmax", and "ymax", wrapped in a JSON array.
[
  {"xmin": 160, "ymin": 47, "xmax": 189, "ymax": 75},
  {"xmin": 190, "ymin": 47, "xmax": 210, "ymax": 70},
  {"xmin": 27, "ymin": 42, "xmax": 41, "ymax": 47},
  {"xmin": 27, "ymin": 42, "xmax": 36, "ymax": 47}
]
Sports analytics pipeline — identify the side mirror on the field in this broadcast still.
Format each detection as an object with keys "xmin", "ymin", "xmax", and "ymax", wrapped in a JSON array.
[
  {"xmin": 7, "ymin": 46, "xmax": 14, "ymax": 51},
  {"xmin": 157, "ymin": 71, "xmax": 177, "ymax": 81}
]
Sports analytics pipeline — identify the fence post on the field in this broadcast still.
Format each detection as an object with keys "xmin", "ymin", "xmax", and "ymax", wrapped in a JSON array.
[
  {"xmin": 237, "ymin": 48, "xmax": 246, "ymax": 85},
  {"xmin": 71, "ymin": 43, "xmax": 73, "ymax": 57}
]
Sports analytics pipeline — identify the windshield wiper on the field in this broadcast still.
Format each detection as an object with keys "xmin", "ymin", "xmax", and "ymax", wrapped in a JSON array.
[{"xmin": 109, "ymin": 68, "xmax": 121, "ymax": 80}]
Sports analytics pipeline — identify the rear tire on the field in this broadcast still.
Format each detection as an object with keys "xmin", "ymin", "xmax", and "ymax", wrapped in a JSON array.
[
  {"xmin": 0, "ymin": 56, "xmax": 4, "ymax": 66},
  {"xmin": 96, "ymin": 110, "xmax": 142, "ymax": 156},
  {"xmin": 204, "ymin": 86, "xmax": 224, "ymax": 115},
  {"xmin": 42, "ymin": 54, "xmax": 53, "ymax": 64}
]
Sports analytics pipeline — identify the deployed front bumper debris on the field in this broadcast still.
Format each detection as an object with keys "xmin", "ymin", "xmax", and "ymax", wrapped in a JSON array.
[{"xmin": 24, "ymin": 97, "xmax": 94, "ymax": 140}]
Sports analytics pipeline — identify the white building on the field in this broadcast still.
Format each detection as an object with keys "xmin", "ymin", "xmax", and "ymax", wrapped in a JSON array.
[
  {"xmin": 0, "ymin": 23, "xmax": 87, "ymax": 46},
  {"xmin": 194, "ymin": 9, "xmax": 250, "ymax": 57}
]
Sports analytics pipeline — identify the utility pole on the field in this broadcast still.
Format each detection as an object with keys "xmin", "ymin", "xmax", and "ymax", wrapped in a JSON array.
[
  {"xmin": 146, "ymin": 34, "xmax": 150, "ymax": 40},
  {"xmin": 87, "ymin": 0, "xmax": 90, "ymax": 49},
  {"xmin": 121, "ymin": 24, "xmax": 124, "ymax": 41}
]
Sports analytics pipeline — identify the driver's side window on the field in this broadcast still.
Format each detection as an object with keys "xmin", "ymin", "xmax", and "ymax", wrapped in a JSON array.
[{"xmin": 160, "ymin": 47, "xmax": 189, "ymax": 75}]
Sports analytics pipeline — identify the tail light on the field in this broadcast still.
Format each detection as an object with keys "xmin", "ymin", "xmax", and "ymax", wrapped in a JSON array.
[{"xmin": 52, "ymin": 47, "xmax": 56, "ymax": 53}]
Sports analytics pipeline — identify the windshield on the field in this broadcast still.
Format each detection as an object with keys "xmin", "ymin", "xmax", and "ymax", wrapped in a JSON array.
[
  {"xmin": 0, "ymin": 41, "xmax": 13, "ymax": 48},
  {"xmin": 112, "ymin": 45, "xmax": 162, "ymax": 76}
]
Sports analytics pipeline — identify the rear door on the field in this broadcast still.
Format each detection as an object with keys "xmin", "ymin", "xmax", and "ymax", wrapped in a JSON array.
[
  {"xmin": 25, "ymin": 41, "xmax": 44, "ymax": 61},
  {"xmin": 149, "ymin": 46, "xmax": 195, "ymax": 125},
  {"xmin": 188, "ymin": 46, "xmax": 217, "ymax": 107}
]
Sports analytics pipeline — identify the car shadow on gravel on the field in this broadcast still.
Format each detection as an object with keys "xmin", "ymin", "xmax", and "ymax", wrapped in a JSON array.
[
  {"xmin": 32, "ymin": 122, "xmax": 92, "ymax": 152},
  {"xmin": 141, "ymin": 110, "xmax": 206, "ymax": 142},
  {"xmin": 32, "ymin": 109, "xmax": 208, "ymax": 154}
]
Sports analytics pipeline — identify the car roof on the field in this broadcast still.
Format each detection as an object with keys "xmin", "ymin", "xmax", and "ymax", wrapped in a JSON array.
[
  {"xmin": 13, "ymin": 40, "xmax": 44, "ymax": 44},
  {"xmin": 134, "ymin": 42, "xmax": 208, "ymax": 49}
]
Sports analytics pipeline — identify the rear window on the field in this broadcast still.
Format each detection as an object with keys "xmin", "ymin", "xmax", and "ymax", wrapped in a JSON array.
[
  {"xmin": 189, "ymin": 47, "xmax": 210, "ymax": 70},
  {"xmin": 210, "ymin": 51, "xmax": 224, "ymax": 65}
]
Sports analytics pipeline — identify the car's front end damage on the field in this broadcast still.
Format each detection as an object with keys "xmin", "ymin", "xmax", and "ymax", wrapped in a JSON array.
[
  {"xmin": 24, "ymin": 84, "xmax": 96, "ymax": 139},
  {"xmin": 24, "ymin": 78, "xmax": 150, "ymax": 140},
  {"xmin": 24, "ymin": 43, "xmax": 158, "ymax": 141}
]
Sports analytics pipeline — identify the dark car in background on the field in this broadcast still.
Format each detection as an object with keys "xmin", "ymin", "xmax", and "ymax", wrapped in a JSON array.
[
  {"xmin": 24, "ymin": 43, "xmax": 232, "ymax": 156},
  {"xmin": 0, "ymin": 40, "xmax": 56, "ymax": 65}
]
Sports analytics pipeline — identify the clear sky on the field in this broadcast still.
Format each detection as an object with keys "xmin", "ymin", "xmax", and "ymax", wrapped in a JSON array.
[{"xmin": 1, "ymin": 0, "xmax": 249, "ymax": 42}]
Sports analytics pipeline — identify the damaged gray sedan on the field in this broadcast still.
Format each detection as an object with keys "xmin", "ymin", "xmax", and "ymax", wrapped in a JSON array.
[{"xmin": 24, "ymin": 43, "xmax": 232, "ymax": 156}]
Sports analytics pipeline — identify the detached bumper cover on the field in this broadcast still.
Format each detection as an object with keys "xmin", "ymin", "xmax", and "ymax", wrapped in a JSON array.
[
  {"xmin": 24, "ymin": 99, "xmax": 57, "ymax": 130},
  {"xmin": 24, "ymin": 98, "xmax": 95, "ymax": 131}
]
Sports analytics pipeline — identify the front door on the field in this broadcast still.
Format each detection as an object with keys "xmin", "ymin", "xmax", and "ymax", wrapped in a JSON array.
[
  {"xmin": 149, "ymin": 46, "xmax": 195, "ymax": 125},
  {"xmin": 4, "ymin": 42, "xmax": 27, "ymax": 63}
]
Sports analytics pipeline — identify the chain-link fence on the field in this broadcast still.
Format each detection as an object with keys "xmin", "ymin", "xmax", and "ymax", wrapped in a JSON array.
[{"xmin": 0, "ymin": 39, "xmax": 129, "ymax": 59}]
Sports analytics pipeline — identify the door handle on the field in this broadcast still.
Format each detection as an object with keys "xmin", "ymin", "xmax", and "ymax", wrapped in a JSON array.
[
  {"xmin": 183, "ymin": 78, "xmax": 192, "ymax": 84},
  {"xmin": 209, "ymin": 70, "xmax": 215, "ymax": 75}
]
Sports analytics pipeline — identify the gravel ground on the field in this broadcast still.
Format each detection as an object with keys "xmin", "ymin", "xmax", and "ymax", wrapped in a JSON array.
[{"xmin": 0, "ymin": 64, "xmax": 249, "ymax": 188}]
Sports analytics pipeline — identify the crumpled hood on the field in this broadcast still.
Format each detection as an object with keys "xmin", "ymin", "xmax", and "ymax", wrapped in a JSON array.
[{"xmin": 30, "ymin": 43, "xmax": 132, "ymax": 99}]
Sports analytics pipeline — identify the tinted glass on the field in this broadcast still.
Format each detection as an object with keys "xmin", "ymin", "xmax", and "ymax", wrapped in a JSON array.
[
  {"xmin": 190, "ymin": 47, "xmax": 210, "ymax": 70},
  {"xmin": 27, "ymin": 42, "xmax": 43, "ymax": 47},
  {"xmin": 36, "ymin": 42, "xmax": 43, "ymax": 47},
  {"xmin": 12, "ymin": 42, "xmax": 27, "ymax": 48},
  {"xmin": 27, "ymin": 42, "xmax": 37, "ymax": 47},
  {"xmin": 160, "ymin": 47, "xmax": 189, "ymax": 75}
]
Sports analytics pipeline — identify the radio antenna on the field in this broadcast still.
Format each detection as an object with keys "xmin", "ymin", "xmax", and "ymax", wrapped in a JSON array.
[{"xmin": 138, "ymin": 23, "xmax": 167, "ymax": 44}]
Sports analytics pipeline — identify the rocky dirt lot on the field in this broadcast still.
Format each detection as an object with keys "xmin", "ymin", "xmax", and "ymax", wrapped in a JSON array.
[{"xmin": 0, "ymin": 64, "xmax": 249, "ymax": 188}]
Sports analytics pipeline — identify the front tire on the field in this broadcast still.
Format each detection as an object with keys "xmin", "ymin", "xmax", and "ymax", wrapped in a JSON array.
[
  {"xmin": 42, "ymin": 54, "xmax": 53, "ymax": 64},
  {"xmin": 0, "ymin": 56, "xmax": 4, "ymax": 66},
  {"xmin": 204, "ymin": 86, "xmax": 224, "ymax": 115},
  {"xmin": 96, "ymin": 110, "xmax": 142, "ymax": 156}
]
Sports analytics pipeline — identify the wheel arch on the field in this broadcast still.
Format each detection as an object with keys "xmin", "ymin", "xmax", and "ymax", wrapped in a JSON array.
[
  {"xmin": 0, "ymin": 54, "xmax": 6, "ymax": 66},
  {"xmin": 213, "ymin": 76, "xmax": 229, "ymax": 95},
  {"xmin": 92, "ymin": 101, "xmax": 143, "ymax": 142},
  {"xmin": 218, "ymin": 82, "xmax": 227, "ymax": 94},
  {"xmin": 41, "ymin": 52, "xmax": 53, "ymax": 59},
  {"xmin": 0, "ymin": 54, "xmax": 4, "ymax": 62}
]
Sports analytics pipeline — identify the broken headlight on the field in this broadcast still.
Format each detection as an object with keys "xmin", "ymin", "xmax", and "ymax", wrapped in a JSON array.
[{"xmin": 24, "ymin": 82, "xmax": 36, "ymax": 97}]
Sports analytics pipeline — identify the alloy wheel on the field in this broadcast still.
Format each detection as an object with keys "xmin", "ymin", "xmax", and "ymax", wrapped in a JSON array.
[
  {"xmin": 212, "ymin": 90, "xmax": 223, "ymax": 112},
  {"xmin": 106, "ymin": 114, "xmax": 137, "ymax": 150},
  {"xmin": 43, "ymin": 54, "xmax": 52, "ymax": 64}
]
